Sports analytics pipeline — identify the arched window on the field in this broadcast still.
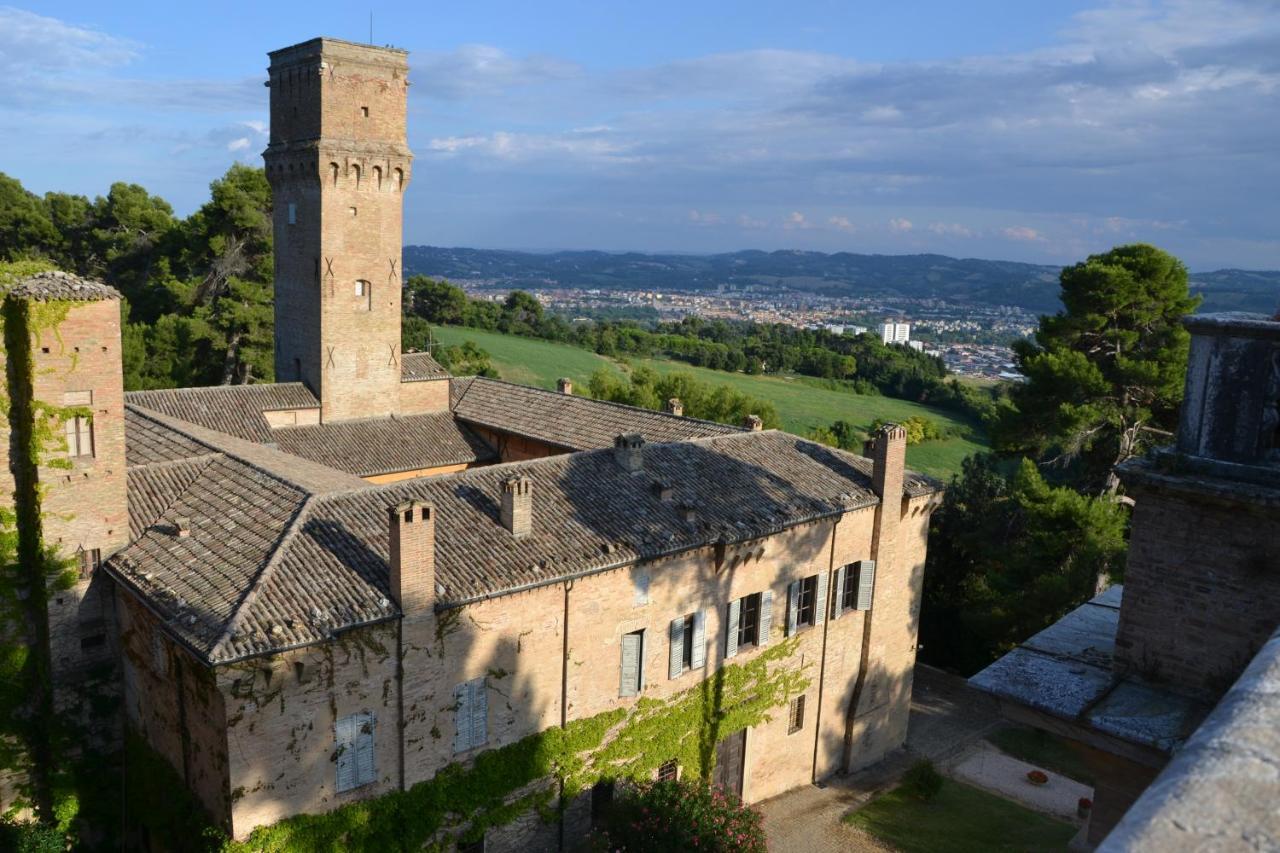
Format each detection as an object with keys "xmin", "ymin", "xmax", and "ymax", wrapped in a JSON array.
[
  {"xmin": 329, "ymin": 162, "xmax": 339, "ymax": 185},
  {"xmin": 352, "ymin": 163, "xmax": 362, "ymax": 189},
  {"xmin": 394, "ymin": 168, "xmax": 404, "ymax": 192},
  {"xmin": 373, "ymin": 166, "xmax": 383, "ymax": 190},
  {"xmin": 355, "ymin": 280, "xmax": 372, "ymax": 310}
]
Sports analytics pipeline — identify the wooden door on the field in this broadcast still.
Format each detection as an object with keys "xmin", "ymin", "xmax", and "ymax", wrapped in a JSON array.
[{"xmin": 712, "ymin": 729, "xmax": 746, "ymax": 798}]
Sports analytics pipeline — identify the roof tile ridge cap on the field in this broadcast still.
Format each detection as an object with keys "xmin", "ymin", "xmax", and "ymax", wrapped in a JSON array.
[
  {"xmin": 127, "ymin": 452, "xmax": 223, "ymax": 474},
  {"xmin": 125, "ymin": 455, "xmax": 223, "ymax": 536},
  {"xmin": 125, "ymin": 404, "xmax": 223, "ymax": 457},
  {"xmin": 209, "ymin": 493, "xmax": 321, "ymax": 662},
  {"xmin": 466, "ymin": 375, "xmax": 742, "ymax": 432},
  {"xmin": 126, "ymin": 406, "xmax": 363, "ymax": 497}
]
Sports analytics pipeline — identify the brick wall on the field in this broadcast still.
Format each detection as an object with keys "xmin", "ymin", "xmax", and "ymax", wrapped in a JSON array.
[
  {"xmin": 399, "ymin": 377, "xmax": 449, "ymax": 414},
  {"xmin": 468, "ymin": 424, "xmax": 566, "ymax": 462},
  {"xmin": 1115, "ymin": 480, "xmax": 1280, "ymax": 698}
]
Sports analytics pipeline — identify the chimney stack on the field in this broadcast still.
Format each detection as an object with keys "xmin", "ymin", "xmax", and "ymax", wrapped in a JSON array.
[
  {"xmin": 388, "ymin": 500, "xmax": 435, "ymax": 615},
  {"xmin": 501, "ymin": 476, "xmax": 534, "ymax": 538},
  {"xmin": 175, "ymin": 517, "xmax": 191, "ymax": 538},
  {"xmin": 743, "ymin": 414, "xmax": 763, "ymax": 431},
  {"xmin": 614, "ymin": 433, "xmax": 645, "ymax": 473},
  {"xmin": 665, "ymin": 398, "xmax": 684, "ymax": 417},
  {"xmin": 557, "ymin": 377, "xmax": 573, "ymax": 395},
  {"xmin": 869, "ymin": 423, "xmax": 907, "ymax": 502}
]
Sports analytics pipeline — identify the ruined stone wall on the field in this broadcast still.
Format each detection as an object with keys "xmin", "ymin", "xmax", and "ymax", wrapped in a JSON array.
[
  {"xmin": 1115, "ymin": 479, "xmax": 1280, "ymax": 698},
  {"xmin": 220, "ymin": 621, "xmax": 401, "ymax": 839}
]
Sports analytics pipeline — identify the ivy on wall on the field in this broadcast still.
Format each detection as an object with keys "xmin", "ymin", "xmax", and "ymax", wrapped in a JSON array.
[{"xmin": 221, "ymin": 638, "xmax": 810, "ymax": 852}]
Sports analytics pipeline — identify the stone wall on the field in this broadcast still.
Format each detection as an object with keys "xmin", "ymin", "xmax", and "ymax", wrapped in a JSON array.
[{"xmin": 1115, "ymin": 475, "xmax": 1280, "ymax": 698}]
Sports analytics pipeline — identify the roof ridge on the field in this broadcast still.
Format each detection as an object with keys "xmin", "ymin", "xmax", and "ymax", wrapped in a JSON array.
[
  {"xmin": 126, "ymin": 406, "xmax": 225, "ymax": 458},
  {"xmin": 449, "ymin": 374, "xmax": 479, "ymax": 411},
  {"xmin": 127, "ymin": 451, "xmax": 223, "ymax": 473},
  {"xmin": 462, "ymin": 375, "xmax": 744, "ymax": 433},
  {"xmin": 209, "ymin": 493, "xmax": 322, "ymax": 660},
  {"xmin": 127, "ymin": 454, "xmax": 221, "ymax": 532}
]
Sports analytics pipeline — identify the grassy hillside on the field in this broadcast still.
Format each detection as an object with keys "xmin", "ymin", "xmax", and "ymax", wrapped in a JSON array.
[{"xmin": 430, "ymin": 325, "xmax": 985, "ymax": 479}]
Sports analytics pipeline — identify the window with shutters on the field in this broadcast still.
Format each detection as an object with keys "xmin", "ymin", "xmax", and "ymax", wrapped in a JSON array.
[
  {"xmin": 788, "ymin": 695, "xmax": 806, "ymax": 734},
  {"xmin": 65, "ymin": 415, "xmax": 93, "ymax": 458},
  {"xmin": 669, "ymin": 611, "xmax": 706, "ymax": 679},
  {"xmin": 738, "ymin": 593, "xmax": 760, "ymax": 648},
  {"xmin": 657, "ymin": 759, "xmax": 679, "ymax": 782},
  {"xmin": 453, "ymin": 677, "xmax": 489, "ymax": 754},
  {"xmin": 335, "ymin": 712, "xmax": 376, "ymax": 792},
  {"xmin": 787, "ymin": 572, "xmax": 828, "ymax": 635},
  {"xmin": 620, "ymin": 630, "xmax": 644, "ymax": 696},
  {"xmin": 840, "ymin": 564, "xmax": 857, "ymax": 612},
  {"xmin": 796, "ymin": 576, "xmax": 818, "ymax": 628}
]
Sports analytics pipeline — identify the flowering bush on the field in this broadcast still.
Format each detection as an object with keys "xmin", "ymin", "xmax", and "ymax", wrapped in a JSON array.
[{"xmin": 589, "ymin": 779, "xmax": 767, "ymax": 853}]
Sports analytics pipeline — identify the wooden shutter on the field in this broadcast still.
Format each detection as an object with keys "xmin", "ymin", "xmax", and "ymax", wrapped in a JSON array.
[
  {"xmin": 690, "ymin": 609, "xmax": 707, "ymax": 669},
  {"xmin": 726, "ymin": 599, "xmax": 741, "ymax": 658},
  {"xmin": 335, "ymin": 715, "xmax": 357, "ymax": 791},
  {"xmin": 453, "ymin": 682, "xmax": 472, "ymax": 753},
  {"xmin": 814, "ymin": 571, "xmax": 829, "ymax": 626},
  {"xmin": 832, "ymin": 565, "xmax": 847, "ymax": 620},
  {"xmin": 669, "ymin": 617, "xmax": 686, "ymax": 679},
  {"xmin": 786, "ymin": 581, "xmax": 800, "ymax": 636},
  {"xmin": 758, "ymin": 590, "xmax": 773, "ymax": 646},
  {"xmin": 355, "ymin": 714, "xmax": 375, "ymax": 786},
  {"xmin": 620, "ymin": 632, "xmax": 641, "ymax": 697},
  {"xmin": 855, "ymin": 560, "xmax": 876, "ymax": 611},
  {"xmin": 471, "ymin": 679, "xmax": 488, "ymax": 747}
]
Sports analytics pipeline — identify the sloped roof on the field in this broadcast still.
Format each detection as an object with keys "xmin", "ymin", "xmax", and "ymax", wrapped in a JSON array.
[
  {"xmin": 106, "ymin": 430, "xmax": 939, "ymax": 664},
  {"xmin": 7, "ymin": 271, "xmax": 121, "ymax": 302},
  {"xmin": 450, "ymin": 377, "xmax": 739, "ymax": 450},
  {"xmin": 127, "ymin": 383, "xmax": 319, "ymax": 443},
  {"xmin": 125, "ymin": 408, "xmax": 217, "ymax": 467},
  {"xmin": 270, "ymin": 412, "xmax": 496, "ymax": 477},
  {"xmin": 400, "ymin": 351, "xmax": 448, "ymax": 381}
]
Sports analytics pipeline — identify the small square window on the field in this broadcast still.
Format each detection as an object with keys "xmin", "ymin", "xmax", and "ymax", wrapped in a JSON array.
[
  {"xmin": 788, "ymin": 695, "xmax": 806, "ymax": 734},
  {"xmin": 657, "ymin": 759, "xmax": 678, "ymax": 782},
  {"xmin": 360, "ymin": 106, "xmax": 369, "ymax": 118}
]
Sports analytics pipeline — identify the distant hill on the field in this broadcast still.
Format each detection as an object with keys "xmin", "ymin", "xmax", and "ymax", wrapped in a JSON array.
[{"xmin": 403, "ymin": 246, "xmax": 1279, "ymax": 315}]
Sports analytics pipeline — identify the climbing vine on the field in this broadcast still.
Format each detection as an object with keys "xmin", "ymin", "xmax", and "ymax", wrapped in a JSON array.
[{"xmin": 226, "ymin": 639, "xmax": 809, "ymax": 852}]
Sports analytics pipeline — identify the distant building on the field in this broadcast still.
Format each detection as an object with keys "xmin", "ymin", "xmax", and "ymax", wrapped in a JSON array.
[
  {"xmin": 907, "ymin": 340, "xmax": 924, "ymax": 352},
  {"xmin": 881, "ymin": 321, "xmax": 911, "ymax": 345}
]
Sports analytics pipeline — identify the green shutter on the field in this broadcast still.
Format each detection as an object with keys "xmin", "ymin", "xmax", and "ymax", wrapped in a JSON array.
[
  {"xmin": 620, "ymin": 632, "xmax": 641, "ymax": 696},
  {"xmin": 669, "ymin": 617, "xmax": 686, "ymax": 679},
  {"xmin": 726, "ymin": 599, "xmax": 741, "ymax": 658},
  {"xmin": 336, "ymin": 715, "xmax": 358, "ymax": 792},
  {"xmin": 855, "ymin": 560, "xmax": 876, "ymax": 611},
  {"xmin": 471, "ymin": 679, "xmax": 488, "ymax": 747}
]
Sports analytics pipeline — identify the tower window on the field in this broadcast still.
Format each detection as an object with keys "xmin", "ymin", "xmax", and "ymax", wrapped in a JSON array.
[
  {"xmin": 349, "ymin": 206, "xmax": 358, "ymax": 217},
  {"xmin": 287, "ymin": 202, "xmax": 297, "ymax": 225},
  {"xmin": 355, "ymin": 280, "xmax": 372, "ymax": 310},
  {"xmin": 355, "ymin": 281, "xmax": 367, "ymax": 297},
  {"xmin": 361, "ymin": 106, "xmax": 369, "ymax": 117}
]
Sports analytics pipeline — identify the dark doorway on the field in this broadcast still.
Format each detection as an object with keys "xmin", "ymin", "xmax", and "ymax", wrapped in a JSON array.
[
  {"xmin": 591, "ymin": 779, "xmax": 615, "ymax": 828},
  {"xmin": 712, "ymin": 729, "xmax": 746, "ymax": 798}
]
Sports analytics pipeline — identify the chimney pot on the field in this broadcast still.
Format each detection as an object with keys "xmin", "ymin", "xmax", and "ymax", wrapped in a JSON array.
[
  {"xmin": 388, "ymin": 500, "xmax": 435, "ymax": 615},
  {"xmin": 614, "ymin": 433, "xmax": 645, "ymax": 473},
  {"xmin": 557, "ymin": 377, "xmax": 573, "ymax": 395},
  {"xmin": 678, "ymin": 501, "xmax": 697, "ymax": 523},
  {"xmin": 501, "ymin": 476, "xmax": 534, "ymax": 537},
  {"xmin": 744, "ymin": 414, "xmax": 763, "ymax": 431},
  {"xmin": 175, "ymin": 517, "xmax": 191, "ymax": 538},
  {"xmin": 652, "ymin": 481, "xmax": 675, "ymax": 502},
  {"xmin": 665, "ymin": 397, "xmax": 684, "ymax": 417}
]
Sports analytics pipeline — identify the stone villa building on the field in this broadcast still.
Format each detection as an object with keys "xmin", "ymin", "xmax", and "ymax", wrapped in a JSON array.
[{"xmin": 2, "ymin": 38, "xmax": 943, "ymax": 848}]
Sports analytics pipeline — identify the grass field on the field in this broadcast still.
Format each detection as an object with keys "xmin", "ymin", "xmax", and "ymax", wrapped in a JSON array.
[
  {"xmin": 844, "ymin": 778, "xmax": 1077, "ymax": 853},
  {"xmin": 430, "ymin": 325, "xmax": 986, "ymax": 480}
]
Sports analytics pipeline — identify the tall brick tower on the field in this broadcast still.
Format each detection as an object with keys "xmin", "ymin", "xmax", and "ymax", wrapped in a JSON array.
[{"xmin": 264, "ymin": 38, "xmax": 412, "ymax": 422}]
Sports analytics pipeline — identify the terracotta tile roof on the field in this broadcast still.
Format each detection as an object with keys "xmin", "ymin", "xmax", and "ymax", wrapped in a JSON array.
[
  {"xmin": 127, "ymin": 456, "xmax": 218, "ymax": 539},
  {"xmin": 105, "ymin": 430, "xmax": 941, "ymax": 664},
  {"xmin": 125, "ymin": 408, "xmax": 217, "ymax": 467},
  {"xmin": 270, "ymin": 412, "xmax": 496, "ymax": 477},
  {"xmin": 450, "ymin": 377, "xmax": 739, "ymax": 450},
  {"xmin": 126, "ymin": 383, "xmax": 319, "ymax": 443},
  {"xmin": 400, "ymin": 351, "xmax": 448, "ymax": 381},
  {"xmin": 6, "ymin": 271, "xmax": 121, "ymax": 301}
]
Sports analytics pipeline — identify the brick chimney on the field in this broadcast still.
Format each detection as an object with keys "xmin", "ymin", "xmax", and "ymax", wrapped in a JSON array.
[
  {"xmin": 557, "ymin": 377, "xmax": 573, "ymax": 395},
  {"xmin": 665, "ymin": 398, "xmax": 683, "ymax": 417},
  {"xmin": 614, "ymin": 433, "xmax": 645, "ymax": 473},
  {"xmin": 867, "ymin": 423, "xmax": 907, "ymax": 567},
  {"xmin": 743, "ymin": 414, "xmax": 763, "ymax": 431},
  {"xmin": 388, "ymin": 500, "xmax": 435, "ymax": 615},
  {"xmin": 500, "ymin": 476, "xmax": 533, "ymax": 537}
]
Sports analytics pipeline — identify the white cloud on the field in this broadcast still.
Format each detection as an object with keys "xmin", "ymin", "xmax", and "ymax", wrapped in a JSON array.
[
  {"xmin": 411, "ymin": 44, "xmax": 581, "ymax": 100},
  {"xmin": 688, "ymin": 209, "xmax": 723, "ymax": 225},
  {"xmin": 1002, "ymin": 226, "xmax": 1045, "ymax": 242},
  {"xmin": 888, "ymin": 217, "xmax": 914, "ymax": 233},
  {"xmin": 0, "ymin": 7, "xmax": 138, "ymax": 74},
  {"xmin": 227, "ymin": 137, "xmax": 250, "ymax": 152},
  {"xmin": 928, "ymin": 222, "xmax": 974, "ymax": 237},
  {"xmin": 737, "ymin": 214, "xmax": 769, "ymax": 230},
  {"xmin": 828, "ymin": 215, "xmax": 857, "ymax": 232},
  {"xmin": 784, "ymin": 211, "xmax": 812, "ymax": 230}
]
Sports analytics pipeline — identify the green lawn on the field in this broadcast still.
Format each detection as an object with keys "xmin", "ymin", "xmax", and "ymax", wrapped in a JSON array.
[
  {"xmin": 429, "ymin": 325, "xmax": 986, "ymax": 480},
  {"xmin": 987, "ymin": 727, "xmax": 1096, "ymax": 787},
  {"xmin": 845, "ymin": 778, "xmax": 1077, "ymax": 853}
]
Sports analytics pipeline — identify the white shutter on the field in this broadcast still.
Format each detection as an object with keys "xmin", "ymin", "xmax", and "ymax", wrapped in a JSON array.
[
  {"xmin": 786, "ymin": 581, "xmax": 800, "ymax": 636},
  {"xmin": 620, "ymin": 633, "xmax": 641, "ymax": 696},
  {"xmin": 453, "ymin": 682, "xmax": 472, "ymax": 753},
  {"xmin": 832, "ymin": 565, "xmax": 847, "ymax": 620},
  {"xmin": 65, "ymin": 419, "xmax": 78, "ymax": 456},
  {"xmin": 356, "ymin": 714, "xmax": 375, "ymax": 786},
  {"xmin": 669, "ymin": 617, "xmax": 686, "ymax": 679},
  {"xmin": 759, "ymin": 590, "xmax": 773, "ymax": 646},
  {"xmin": 335, "ymin": 715, "xmax": 357, "ymax": 791},
  {"xmin": 690, "ymin": 609, "xmax": 707, "ymax": 670},
  {"xmin": 471, "ymin": 679, "xmax": 488, "ymax": 748},
  {"xmin": 856, "ymin": 560, "xmax": 876, "ymax": 611},
  {"xmin": 815, "ymin": 571, "xmax": 829, "ymax": 627},
  {"xmin": 726, "ymin": 599, "xmax": 741, "ymax": 658}
]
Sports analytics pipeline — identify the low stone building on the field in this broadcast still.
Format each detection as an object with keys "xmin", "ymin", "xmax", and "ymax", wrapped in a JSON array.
[{"xmin": 0, "ymin": 35, "xmax": 945, "ymax": 850}]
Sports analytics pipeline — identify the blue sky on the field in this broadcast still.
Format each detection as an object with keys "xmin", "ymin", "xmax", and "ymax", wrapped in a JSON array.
[{"xmin": 3, "ymin": 1, "xmax": 1278, "ymax": 270}]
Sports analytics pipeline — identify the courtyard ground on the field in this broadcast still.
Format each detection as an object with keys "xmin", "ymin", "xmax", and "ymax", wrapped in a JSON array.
[{"xmin": 759, "ymin": 665, "xmax": 1087, "ymax": 852}]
